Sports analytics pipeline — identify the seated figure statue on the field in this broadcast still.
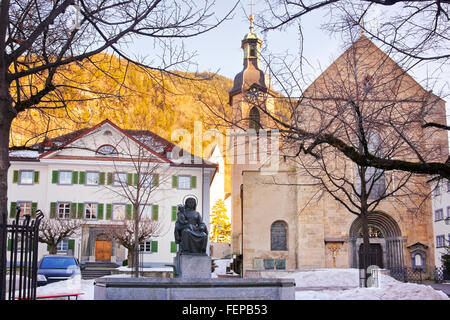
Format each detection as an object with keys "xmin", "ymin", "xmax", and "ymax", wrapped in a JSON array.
[{"xmin": 174, "ymin": 197, "xmax": 208, "ymax": 254}]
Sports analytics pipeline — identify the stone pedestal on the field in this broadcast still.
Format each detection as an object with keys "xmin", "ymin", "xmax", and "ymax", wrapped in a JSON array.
[{"xmin": 174, "ymin": 253, "xmax": 211, "ymax": 279}]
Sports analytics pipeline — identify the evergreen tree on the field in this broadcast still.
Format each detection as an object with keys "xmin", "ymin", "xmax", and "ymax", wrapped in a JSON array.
[{"xmin": 210, "ymin": 198, "xmax": 231, "ymax": 243}]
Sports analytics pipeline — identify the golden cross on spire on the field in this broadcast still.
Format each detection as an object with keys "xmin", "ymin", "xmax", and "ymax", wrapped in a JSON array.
[{"xmin": 249, "ymin": 0, "xmax": 254, "ymax": 32}]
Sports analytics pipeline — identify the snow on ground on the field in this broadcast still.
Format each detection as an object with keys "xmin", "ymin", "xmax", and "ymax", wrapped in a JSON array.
[
  {"xmin": 35, "ymin": 274, "xmax": 95, "ymax": 300},
  {"xmin": 284, "ymin": 269, "xmax": 449, "ymax": 300},
  {"xmin": 32, "ymin": 268, "xmax": 448, "ymax": 300}
]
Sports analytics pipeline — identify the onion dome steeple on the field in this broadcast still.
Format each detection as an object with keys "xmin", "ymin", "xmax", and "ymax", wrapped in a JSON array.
[{"xmin": 229, "ymin": 14, "xmax": 272, "ymax": 104}]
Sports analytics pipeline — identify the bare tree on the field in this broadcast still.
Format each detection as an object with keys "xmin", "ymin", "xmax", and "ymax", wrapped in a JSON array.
[
  {"xmin": 38, "ymin": 217, "xmax": 84, "ymax": 255},
  {"xmin": 238, "ymin": 1, "xmax": 450, "ymax": 180},
  {"xmin": 0, "ymin": 0, "xmax": 238, "ymax": 229},
  {"xmin": 99, "ymin": 117, "xmax": 172, "ymax": 277}
]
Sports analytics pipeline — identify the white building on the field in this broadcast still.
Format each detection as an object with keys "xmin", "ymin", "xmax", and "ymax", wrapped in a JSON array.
[
  {"xmin": 431, "ymin": 179, "xmax": 450, "ymax": 268},
  {"xmin": 7, "ymin": 119, "xmax": 217, "ymax": 267}
]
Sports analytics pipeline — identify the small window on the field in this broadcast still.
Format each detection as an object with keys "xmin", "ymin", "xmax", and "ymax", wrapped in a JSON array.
[
  {"xmin": 436, "ymin": 235, "xmax": 446, "ymax": 248},
  {"xmin": 447, "ymin": 180, "xmax": 450, "ymax": 192},
  {"xmin": 139, "ymin": 204, "xmax": 153, "ymax": 220},
  {"xmin": 362, "ymin": 76, "xmax": 373, "ymax": 95},
  {"xmin": 96, "ymin": 145, "xmax": 118, "ymax": 156},
  {"xmin": 435, "ymin": 209, "xmax": 444, "ymax": 221},
  {"xmin": 57, "ymin": 202, "xmax": 71, "ymax": 219},
  {"xmin": 139, "ymin": 240, "xmax": 152, "ymax": 253},
  {"xmin": 17, "ymin": 201, "xmax": 32, "ymax": 218},
  {"xmin": 112, "ymin": 204, "xmax": 126, "ymax": 221},
  {"xmin": 113, "ymin": 172, "xmax": 127, "ymax": 186},
  {"xmin": 59, "ymin": 171, "xmax": 72, "ymax": 185},
  {"xmin": 249, "ymin": 107, "xmax": 261, "ymax": 131},
  {"xmin": 57, "ymin": 239, "xmax": 69, "ymax": 253},
  {"xmin": 178, "ymin": 176, "xmax": 191, "ymax": 189},
  {"xmin": 103, "ymin": 130, "xmax": 113, "ymax": 136},
  {"xmin": 84, "ymin": 203, "xmax": 97, "ymax": 220},
  {"xmin": 140, "ymin": 174, "xmax": 154, "ymax": 188},
  {"xmin": 19, "ymin": 170, "xmax": 34, "ymax": 185},
  {"xmin": 86, "ymin": 172, "xmax": 99, "ymax": 186},
  {"xmin": 249, "ymin": 45, "xmax": 257, "ymax": 57},
  {"xmin": 271, "ymin": 221, "xmax": 287, "ymax": 251}
]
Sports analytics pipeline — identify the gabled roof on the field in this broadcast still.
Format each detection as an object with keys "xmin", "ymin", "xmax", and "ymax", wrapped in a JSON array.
[
  {"xmin": 10, "ymin": 119, "xmax": 217, "ymax": 169},
  {"xmin": 302, "ymin": 35, "xmax": 441, "ymax": 102}
]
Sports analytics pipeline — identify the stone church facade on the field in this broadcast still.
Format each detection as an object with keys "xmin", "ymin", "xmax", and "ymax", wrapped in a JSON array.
[{"xmin": 228, "ymin": 24, "xmax": 448, "ymax": 275}]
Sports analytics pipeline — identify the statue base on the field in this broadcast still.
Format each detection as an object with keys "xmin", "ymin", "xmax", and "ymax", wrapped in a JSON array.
[{"xmin": 174, "ymin": 253, "xmax": 211, "ymax": 279}]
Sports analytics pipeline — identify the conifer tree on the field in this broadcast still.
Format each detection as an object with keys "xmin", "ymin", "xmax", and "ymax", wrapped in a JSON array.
[{"xmin": 209, "ymin": 198, "xmax": 231, "ymax": 243}]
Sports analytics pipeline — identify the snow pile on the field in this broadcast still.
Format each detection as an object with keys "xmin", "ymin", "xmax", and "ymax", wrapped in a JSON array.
[
  {"xmin": 116, "ymin": 266, "xmax": 173, "ymax": 272},
  {"xmin": 286, "ymin": 269, "xmax": 449, "ymax": 300},
  {"xmin": 35, "ymin": 275, "xmax": 95, "ymax": 300}
]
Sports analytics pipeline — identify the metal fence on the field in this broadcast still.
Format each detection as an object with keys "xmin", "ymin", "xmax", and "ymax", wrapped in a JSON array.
[
  {"xmin": 0, "ymin": 207, "xmax": 43, "ymax": 300},
  {"xmin": 389, "ymin": 267, "xmax": 427, "ymax": 283},
  {"xmin": 432, "ymin": 266, "xmax": 450, "ymax": 283}
]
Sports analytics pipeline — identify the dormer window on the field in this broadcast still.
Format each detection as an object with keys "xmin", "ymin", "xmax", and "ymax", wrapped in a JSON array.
[{"xmin": 96, "ymin": 144, "xmax": 118, "ymax": 156}]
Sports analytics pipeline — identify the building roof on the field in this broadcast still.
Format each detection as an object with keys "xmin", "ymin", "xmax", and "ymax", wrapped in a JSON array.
[{"xmin": 9, "ymin": 119, "xmax": 218, "ymax": 170}]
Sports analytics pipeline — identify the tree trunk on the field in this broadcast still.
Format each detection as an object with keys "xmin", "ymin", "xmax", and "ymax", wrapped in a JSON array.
[
  {"xmin": 48, "ymin": 244, "xmax": 58, "ymax": 255},
  {"xmin": 360, "ymin": 209, "xmax": 371, "ymax": 287},
  {"xmin": 0, "ymin": 80, "xmax": 15, "ymax": 299}
]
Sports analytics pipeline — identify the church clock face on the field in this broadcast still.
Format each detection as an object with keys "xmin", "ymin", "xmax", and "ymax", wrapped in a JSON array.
[{"xmin": 246, "ymin": 86, "xmax": 262, "ymax": 103}]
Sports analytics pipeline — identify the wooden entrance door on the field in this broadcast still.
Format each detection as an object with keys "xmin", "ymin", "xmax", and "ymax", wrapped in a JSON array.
[{"xmin": 95, "ymin": 240, "xmax": 112, "ymax": 261}]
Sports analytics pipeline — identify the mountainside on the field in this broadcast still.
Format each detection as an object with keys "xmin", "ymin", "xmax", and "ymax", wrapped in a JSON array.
[{"xmin": 10, "ymin": 53, "xmax": 233, "ymax": 157}]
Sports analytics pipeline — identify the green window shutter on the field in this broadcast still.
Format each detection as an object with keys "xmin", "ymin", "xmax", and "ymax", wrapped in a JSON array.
[
  {"xmin": 52, "ymin": 170, "xmax": 59, "ymax": 184},
  {"xmin": 68, "ymin": 239, "xmax": 75, "ymax": 251},
  {"xmin": 152, "ymin": 205, "xmax": 159, "ymax": 221},
  {"xmin": 33, "ymin": 171, "xmax": 40, "ymax": 184},
  {"xmin": 127, "ymin": 173, "xmax": 133, "ymax": 185},
  {"xmin": 171, "ymin": 206, "xmax": 177, "ymax": 222},
  {"xmin": 7, "ymin": 239, "xmax": 12, "ymax": 251},
  {"xmin": 133, "ymin": 173, "xmax": 138, "ymax": 186},
  {"xmin": 106, "ymin": 204, "xmax": 112, "ymax": 220},
  {"xmin": 133, "ymin": 205, "xmax": 137, "ymax": 219},
  {"xmin": 190, "ymin": 176, "xmax": 197, "ymax": 188},
  {"xmin": 12, "ymin": 170, "xmax": 19, "ymax": 183},
  {"xmin": 47, "ymin": 243, "xmax": 51, "ymax": 251},
  {"xmin": 97, "ymin": 203, "xmax": 104, "ymax": 220},
  {"xmin": 99, "ymin": 172, "xmax": 106, "ymax": 185},
  {"xmin": 151, "ymin": 241, "xmax": 158, "ymax": 253},
  {"xmin": 170, "ymin": 241, "xmax": 177, "ymax": 253},
  {"xmin": 77, "ymin": 203, "xmax": 84, "ymax": 219},
  {"xmin": 79, "ymin": 171, "xmax": 86, "ymax": 185},
  {"xmin": 107, "ymin": 172, "xmax": 113, "ymax": 185},
  {"xmin": 72, "ymin": 171, "xmax": 78, "ymax": 184},
  {"xmin": 153, "ymin": 174, "xmax": 159, "ymax": 187},
  {"xmin": 10, "ymin": 202, "xmax": 17, "ymax": 218},
  {"xmin": 70, "ymin": 203, "xmax": 77, "ymax": 219},
  {"xmin": 31, "ymin": 202, "xmax": 37, "ymax": 218},
  {"xmin": 126, "ymin": 204, "xmax": 132, "ymax": 220},
  {"xmin": 50, "ymin": 202, "xmax": 57, "ymax": 219},
  {"xmin": 172, "ymin": 176, "xmax": 178, "ymax": 188}
]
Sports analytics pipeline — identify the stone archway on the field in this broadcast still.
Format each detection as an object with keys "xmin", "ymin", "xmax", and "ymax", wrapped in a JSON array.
[{"xmin": 349, "ymin": 211, "xmax": 404, "ymax": 270}]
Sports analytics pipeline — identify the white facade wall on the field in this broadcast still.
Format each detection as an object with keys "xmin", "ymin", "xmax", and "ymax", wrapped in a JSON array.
[
  {"xmin": 7, "ymin": 122, "xmax": 215, "ymax": 266},
  {"xmin": 431, "ymin": 180, "xmax": 450, "ymax": 268}
]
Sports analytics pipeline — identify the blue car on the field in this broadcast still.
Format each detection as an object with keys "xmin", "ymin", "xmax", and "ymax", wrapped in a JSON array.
[{"xmin": 37, "ymin": 256, "xmax": 83, "ymax": 287}]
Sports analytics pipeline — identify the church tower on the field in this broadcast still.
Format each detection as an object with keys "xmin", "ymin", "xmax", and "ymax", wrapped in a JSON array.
[
  {"xmin": 228, "ymin": 15, "xmax": 276, "ymax": 131},
  {"xmin": 228, "ymin": 15, "xmax": 277, "ymax": 275}
]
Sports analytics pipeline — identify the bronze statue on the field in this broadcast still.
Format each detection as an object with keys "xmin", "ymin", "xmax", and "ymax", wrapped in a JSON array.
[{"xmin": 174, "ymin": 197, "xmax": 208, "ymax": 254}]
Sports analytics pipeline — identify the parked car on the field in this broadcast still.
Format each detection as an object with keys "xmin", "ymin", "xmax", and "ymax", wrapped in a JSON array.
[{"xmin": 37, "ymin": 256, "xmax": 83, "ymax": 287}]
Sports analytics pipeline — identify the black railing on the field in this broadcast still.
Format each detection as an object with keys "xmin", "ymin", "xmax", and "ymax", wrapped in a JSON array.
[
  {"xmin": 389, "ymin": 267, "xmax": 426, "ymax": 284},
  {"xmin": 432, "ymin": 266, "xmax": 450, "ymax": 283},
  {"xmin": 0, "ymin": 207, "xmax": 43, "ymax": 300}
]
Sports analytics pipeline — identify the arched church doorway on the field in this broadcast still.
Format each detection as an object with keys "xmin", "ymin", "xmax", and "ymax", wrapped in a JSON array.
[{"xmin": 349, "ymin": 211, "xmax": 404, "ymax": 270}]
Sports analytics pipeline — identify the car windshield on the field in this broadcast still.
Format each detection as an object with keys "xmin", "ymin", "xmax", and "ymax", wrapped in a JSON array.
[{"xmin": 40, "ymin": 257, "xmax": 77, "ymax": 269}]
